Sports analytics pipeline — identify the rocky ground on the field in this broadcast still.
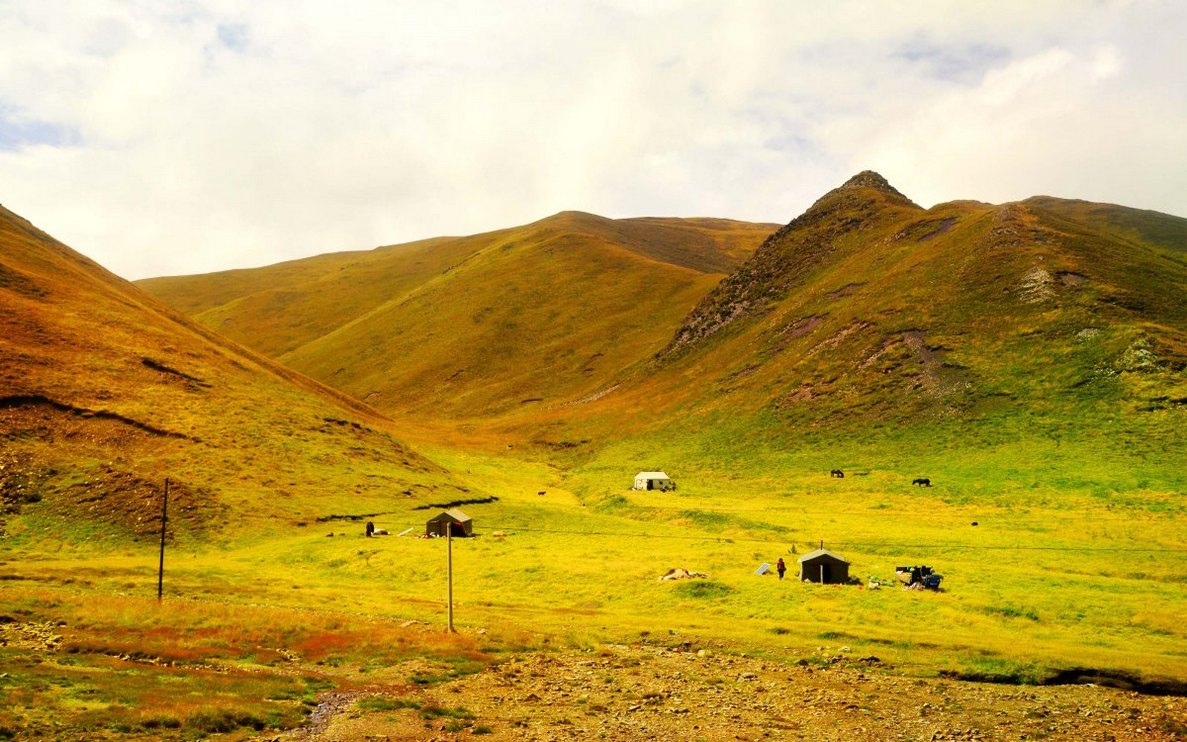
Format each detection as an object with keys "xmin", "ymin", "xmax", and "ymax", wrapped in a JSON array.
[{"xmin": 291, "ymin": 641, "xmax": 1187, "ymax": 741}]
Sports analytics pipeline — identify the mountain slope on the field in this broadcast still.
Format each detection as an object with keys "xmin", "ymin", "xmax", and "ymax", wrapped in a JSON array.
[
  {"xmin": 0, "ymin": 204, "xmax": 464, "ymax": 541},
  {"xmin": 661, "ymin": 170, "xmax": 923, "ymax": 356},
  {"xmin": 134, "ymin": 174, "xmax": 1187, "ymax": 462},
  {"xmin": 138, "ymin": 213, "xmax": 777, "ymax": 417},
  {"xmin": 564, "ymin": 173, "xmax": 1187, "ymax": 453}
]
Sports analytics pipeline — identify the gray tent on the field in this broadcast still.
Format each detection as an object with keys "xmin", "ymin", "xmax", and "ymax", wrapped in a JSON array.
[
  {"xmin": 425, "ymin": 508, "xmax": 473, "ymax": 537},
  {"xmin": 798, "ymin": 548, "xmax": 850, "ymax": 584}
]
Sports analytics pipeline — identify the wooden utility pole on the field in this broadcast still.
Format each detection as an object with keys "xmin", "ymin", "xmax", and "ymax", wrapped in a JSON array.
[
  {"xmin": 157, "ymin": 478, "xmax": 169, "ymax": 601},
  {"xmin": 446, "ymin": 526, "xmax": 456, "ymax": 632}
]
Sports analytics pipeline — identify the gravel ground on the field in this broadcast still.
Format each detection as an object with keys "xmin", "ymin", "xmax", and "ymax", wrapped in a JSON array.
[{"xmin": 297, "ymin": 642, "xmax": 1187, "ymax": 741}]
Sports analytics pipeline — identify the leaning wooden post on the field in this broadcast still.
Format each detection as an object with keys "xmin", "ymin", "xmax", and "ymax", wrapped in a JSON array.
[
  {"xmin": 446, "ymin": 526, "xmax": 455, "ymax": 632},
  {"xmin": 157, "ymin": 478, "xmax": 169, "ymax": 601}
]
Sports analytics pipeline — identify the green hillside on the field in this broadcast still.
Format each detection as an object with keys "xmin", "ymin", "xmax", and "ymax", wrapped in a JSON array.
[
  {"xmin": 640, "ymin": 171, "xmax": 1187, "ymax": 426},
  {"xmin": 514, "ymin": 174, "xmax": 1187, "ymax": 526}
]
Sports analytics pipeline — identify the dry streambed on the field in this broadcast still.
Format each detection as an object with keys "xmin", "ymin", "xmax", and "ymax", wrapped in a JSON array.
[{"xmin": 293, "ymin": 642, "xmax": 1187, "ymax": 741}]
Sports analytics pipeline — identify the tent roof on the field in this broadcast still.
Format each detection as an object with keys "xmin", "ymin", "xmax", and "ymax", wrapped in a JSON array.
[
  {"xmin": 428, "ymin": 508, "xmax": 471, "ymax": 523},
  {"xmin": 635, "ymin": 471, "xmax": 670, "ymax": 479},
  {"xmin": 797, "ymin": 548, "xmax": 849, "ymax": 564}
]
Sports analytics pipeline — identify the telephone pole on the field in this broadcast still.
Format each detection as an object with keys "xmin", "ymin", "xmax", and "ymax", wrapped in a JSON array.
[
  {"xmin": 157, "ymin": 478, "xmax": 169, "ymax": 601},
  {"xmin": 446, "ymin": 526, "xmax": 456, "ymax": 632}
]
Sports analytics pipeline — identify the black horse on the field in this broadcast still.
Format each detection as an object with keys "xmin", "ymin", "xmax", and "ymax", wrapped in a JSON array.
[
  {"xmin": 830, "ymin": 469, "xmax": 845, "ymax": 478},
  {"xmin": 912, "ymin": 478, "xmax": 932, "ymax": 487}
]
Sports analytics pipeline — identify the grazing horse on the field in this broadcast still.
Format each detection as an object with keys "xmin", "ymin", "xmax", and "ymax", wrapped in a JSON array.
[
  {"xmin": 830, "ymin": 469, "xmax": 845, "ymax": 478},
  {"xmin": 912, "ymin": 478, "xmax": 932, "ymax": 487}
]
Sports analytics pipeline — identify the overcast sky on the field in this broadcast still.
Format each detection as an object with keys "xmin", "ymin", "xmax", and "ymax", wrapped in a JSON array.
[{"xmin": 1, "ymin": 1, "xmax": 1184, "ymax": 280}]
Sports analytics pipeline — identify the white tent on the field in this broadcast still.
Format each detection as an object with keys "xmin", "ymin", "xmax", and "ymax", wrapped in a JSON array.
[{"xmin": 633, "ymin": 471, "xmax": 674, "ymax": 491}]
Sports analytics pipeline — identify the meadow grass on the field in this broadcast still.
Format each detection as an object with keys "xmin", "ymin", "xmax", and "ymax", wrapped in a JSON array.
[
  {"xmin": 10, "ymin": 424, "xmax": 1183, "ymax": 686},
  {"xmin": 0, "ymin": 581, "xmax": 505, "ymax": 739}
]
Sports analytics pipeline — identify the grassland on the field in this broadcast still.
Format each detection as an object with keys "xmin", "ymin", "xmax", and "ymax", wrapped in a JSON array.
[
  {"xmin": 0, "ymin": 579, "xmax": 503, "ymax": 740},
  {"xmin": 9, "ymin": 426, "xmax": 1187, "ymax": 675},
  {"xmin": 3, "ymin": 430, "xmax": 1185, "ymax": 738}
]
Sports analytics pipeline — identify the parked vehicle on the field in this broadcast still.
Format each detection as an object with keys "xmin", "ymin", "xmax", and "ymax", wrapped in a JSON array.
[{"xmin": 895, "ymin": 564, "xmax": 943, "ymax": 590}]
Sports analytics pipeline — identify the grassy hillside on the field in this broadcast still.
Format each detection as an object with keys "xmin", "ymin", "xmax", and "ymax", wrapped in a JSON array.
[
  {"xmin": 514, "ymin": 172, "xmax": 1187, "ymax": 440},
  {"xmin": 0, "ymin": 204, "xmax": 468, "ymax": 544},
  {"xmin": 137, "ymin": 212, "xmax": 777, "ymax": 417},
  {"xmin": 521, "ymin": 174, "xmax": 1187, "ymax": 546}
]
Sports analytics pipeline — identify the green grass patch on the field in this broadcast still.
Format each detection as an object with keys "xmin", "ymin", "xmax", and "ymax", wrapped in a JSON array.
[
  {"xmin": 420, "ymin": 704, "xmax": 475, "ymax": 720},
  {"xmin": 982, "ymin": 605, "xmax": 1040, "ymax": 622},
  {"xmin": 673, "ymin": 580, "xmax": 734, "ymax": 599}
]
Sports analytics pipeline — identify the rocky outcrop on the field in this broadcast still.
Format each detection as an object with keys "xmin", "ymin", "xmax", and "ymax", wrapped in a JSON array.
[{"xmin": 659, "ymin": 172, "xmax": 920, "ymax": 358}]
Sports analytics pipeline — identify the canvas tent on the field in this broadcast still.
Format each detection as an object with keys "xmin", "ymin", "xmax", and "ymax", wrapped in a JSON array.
[
  {"xmin": 633, "ymin": 471, "xmax": 674, "ymax": 491},
  {"xmin": 425, "ymin": 508, "xmax": 473, "ymax": 537},
  {"xmin": 798, "ymin": 548, "xmax": 850, "ymax": 584}
]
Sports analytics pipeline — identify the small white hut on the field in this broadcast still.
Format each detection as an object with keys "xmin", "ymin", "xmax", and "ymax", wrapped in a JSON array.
[{"xmin": 632, "ymin": 471, "xmax": 674, "ymax": 491}]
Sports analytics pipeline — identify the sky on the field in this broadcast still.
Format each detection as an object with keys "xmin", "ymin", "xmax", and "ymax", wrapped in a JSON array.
[{"xmin": 1, "ymin": 1, "xmax": 1184, "ymax": 280}]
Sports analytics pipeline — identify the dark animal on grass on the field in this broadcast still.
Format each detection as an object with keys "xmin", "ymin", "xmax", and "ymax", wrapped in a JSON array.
[
  {"xmin": 830, "ymin": 469, "xmax": 845, "ymax": 478},
  {"xmin": 912, "ymin": 478, "xmax": 931, "ymax": 487}
]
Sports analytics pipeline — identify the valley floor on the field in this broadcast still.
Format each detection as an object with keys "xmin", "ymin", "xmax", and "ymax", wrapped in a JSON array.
[{"xmin": 2, "ymin": 561, "xmax": 1186, "ymax": 741}]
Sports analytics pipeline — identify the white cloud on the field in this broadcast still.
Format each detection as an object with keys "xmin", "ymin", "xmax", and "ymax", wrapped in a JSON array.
[{"xmin": 0, "ymin": 1, "xmax": 1183, "ymax": 279}]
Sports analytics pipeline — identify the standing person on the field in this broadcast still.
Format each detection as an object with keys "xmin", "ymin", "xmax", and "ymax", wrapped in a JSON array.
[{"xmin": 776, "ymin": 557, "xmax": 786, "ymax": 580}]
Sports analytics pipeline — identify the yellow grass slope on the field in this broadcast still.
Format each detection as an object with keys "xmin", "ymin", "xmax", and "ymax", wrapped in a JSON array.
[
  {"xmin": 0, "ymin": 204, "xmax": 465, "ymax": 542},
  {"xmin": 139, "ymin": 212, "xmax": 777, "ymax": 419}
]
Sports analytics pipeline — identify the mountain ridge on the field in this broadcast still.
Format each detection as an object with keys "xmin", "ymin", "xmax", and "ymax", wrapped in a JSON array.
[
  {"xmin": 631, "ymin": 174, "xmax": 1187, "ymax": 441},
  {"xmin": 132, "ymin": 173, "xmax": 1187, "ymax": 454},
  {"xmin": 138, "ymin": 214, "xmax": 777, "ymax": 417}
]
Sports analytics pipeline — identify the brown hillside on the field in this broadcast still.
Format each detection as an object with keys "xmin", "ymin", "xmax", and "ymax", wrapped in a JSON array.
[{"xmin": 0, "ymin": 204, "xmax": 463, "ymax": 540}]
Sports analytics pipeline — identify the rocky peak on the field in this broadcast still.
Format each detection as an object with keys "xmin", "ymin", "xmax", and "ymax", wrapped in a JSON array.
[
  {"xmin": 841, "ymin": 170, "xmax": 896, "ymax": 192},
  {"xmin": 658, "ymin": 171, "xmax": 919, "ymax": 358},
  {"xmin": 800, "ymin": 170, "xmax": 918, "ymax": 215},
  {"xmin": 835, "ymin": 171, "xmax": 915, "ymax": 204}
]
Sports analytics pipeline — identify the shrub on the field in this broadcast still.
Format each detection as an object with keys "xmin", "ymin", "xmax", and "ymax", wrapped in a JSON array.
[{"xmin": 419, "ymin": 705, "xmax": 474, "ymax": 720}]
